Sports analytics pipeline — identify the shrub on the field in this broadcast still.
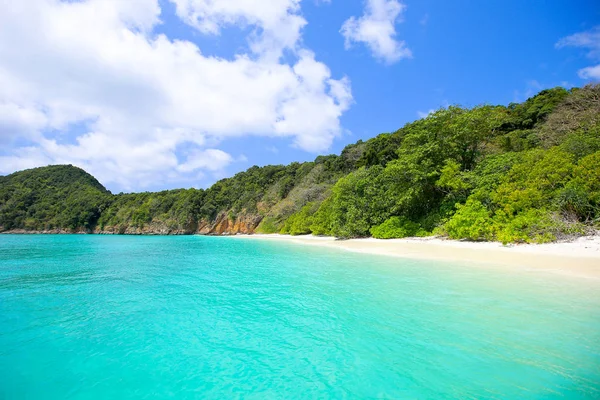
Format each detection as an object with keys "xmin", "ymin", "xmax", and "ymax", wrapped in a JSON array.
[
  {"xmin": 493, "ymin": 209, "xmax": 586, "ymax": 244},
  {"xmin": 559, "ymin": 127, "xmax": 600, "ymax": 160},
  {"xmin": 574, "ymin": 152, "xmax": 600, "ymax": 205},
  {"xmin": 370, "ymin": 216, "xmax": 421, "ymax": 239},
  {"xmin": 281, "ymin": 202, "xmax": 318, "ymax": 235},
  {"xmin": 445, "ymin": 199, "xmax": 493, "ymax": 241},
  {"xmin": 256, "ymin": 216, "xmax": 281, "ymax": 234},
  {"xmin": 310, "ymin": 197, "xmax": 335, "ymax": 236},
  {"xmin": 554, "ymin": 183, "xmax": 593, "ymax": 221},
  {"xmin": 493, "ymin": 209, "xmax": 552, "ymax": 243}
]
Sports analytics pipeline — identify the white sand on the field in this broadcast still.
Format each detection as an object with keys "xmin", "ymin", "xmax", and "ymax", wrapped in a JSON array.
[{"xmin": 232, "ymin": 234, "xmax": 600, "ymax": 280}]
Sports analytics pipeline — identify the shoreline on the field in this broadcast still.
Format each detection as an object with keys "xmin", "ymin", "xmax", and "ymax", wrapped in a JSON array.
[
  {"xmin": 232, "ymin": 234, "xmax": 600, "ymax": 280},
  {"xmin": 3, "ymin": 230, "xmax": 599, "ymax": 279}
]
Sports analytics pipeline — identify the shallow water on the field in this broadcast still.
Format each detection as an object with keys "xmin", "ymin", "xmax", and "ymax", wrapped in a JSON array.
[{"xmin": 0, "ymin": 235, "xmax": 599, "ymax": 399}]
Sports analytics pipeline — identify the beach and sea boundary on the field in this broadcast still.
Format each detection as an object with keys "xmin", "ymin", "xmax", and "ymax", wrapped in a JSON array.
[{"xmin": 233, "ymin": 234, "xmax": 600, "ymax": 279}]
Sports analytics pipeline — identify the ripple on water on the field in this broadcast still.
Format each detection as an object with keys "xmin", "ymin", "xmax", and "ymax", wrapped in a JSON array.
[{"xmin": 0, "ymin": 234, "xmax": 599, "ymax": 399}]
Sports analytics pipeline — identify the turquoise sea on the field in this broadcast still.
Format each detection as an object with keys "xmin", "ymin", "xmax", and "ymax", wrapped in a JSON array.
[{"xmin": 0, "ymin": 235, "xmax": 599, "ymax": 399}]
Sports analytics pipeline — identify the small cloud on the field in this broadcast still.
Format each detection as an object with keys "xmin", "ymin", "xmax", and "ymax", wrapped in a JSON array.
[
  {"xmin": 340, "ymin": 0, "xmax": 412, "ymax": 64},
  {"xmin": 266, "ymin": 146, "xmax": 279, "ymax": 154},
  {"xmin": 177, "ymin": 148, "xmax": 233, "ymax": 173},
  {"xmin": 417, "ymin": 109, "xmax": 435, "ymax": 118},
  {"xmin": 556, "ymin": 26, "xmax": 600, "ymax": 80},
  {"xmin": 419, "ymin": 13, "xmax": 429, "ymax": 26},
  {"xmin": 578, "ymin": 65, "xmax": 600, "ymax": 80}
]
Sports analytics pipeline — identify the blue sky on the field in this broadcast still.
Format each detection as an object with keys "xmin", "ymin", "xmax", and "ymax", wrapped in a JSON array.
[{"xmin": 0, "ymin": 0, "xmax": 598, "ymax": 192}]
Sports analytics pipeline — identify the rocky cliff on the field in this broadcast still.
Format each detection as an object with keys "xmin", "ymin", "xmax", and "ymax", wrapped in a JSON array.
[
  {"xmin": 86, "ymin": 213, "xmax": 263, "ymax": 235},
  {"xmin": 197, "ymin": 213, "xmax": 263, "ymax": 235},
  {"xmin": 1, "ymin": 214, "xmax": 264, "ymax": 236},
  {"xmin": 93, "ymin": 221, "xmax": 196, "ymax": 235}
]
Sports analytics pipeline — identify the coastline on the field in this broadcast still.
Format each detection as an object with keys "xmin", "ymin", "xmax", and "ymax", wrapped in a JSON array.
[
  {"xmin": 3, "ymin": 230, "xmax": 599, "ymax": 279},
  {"xmin": 232, "ymin": 234, "xmax": 600, "ymax": 280}
]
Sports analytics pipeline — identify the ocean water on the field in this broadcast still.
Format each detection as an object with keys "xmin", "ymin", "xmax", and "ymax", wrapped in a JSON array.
[{"xmin": 0, "ymin": 235, "xmax": 599, "ymax": 399}]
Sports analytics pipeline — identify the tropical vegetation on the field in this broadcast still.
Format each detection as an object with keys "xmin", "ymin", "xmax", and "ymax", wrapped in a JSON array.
[{"xmin": 1, "ymin": 84, "xmax": 598, "ymax": 243}]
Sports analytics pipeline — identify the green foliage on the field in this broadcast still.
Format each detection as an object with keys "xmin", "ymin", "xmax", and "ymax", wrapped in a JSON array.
[
  {"xmin": 0, "ymin": 165, "xmax": 111, "ymax": 231},
  {"xmin": 498, "ymin": 129, "xmax": 539, "ymax": 152},
  {"xmin": 467, "ymin": 152, "xmax": 523, "ymax": 205},
  {"xmin": 255, "ymin": 216, "xmax": 281, "ymax": 234},
  {"xmin": 281, "ymin": 202, "xmax": 318, "ymax": 235},
  {"xmin": 571, "ymin": 152, "xmax": 600, "ymax": 222},
  {"xmin": 559, "ymin": 124, "xmax": 600, "ymax": 160},
  {"xmin": 493, "ymin": 210, "xmax": 585, "ymax": 244},
  {"xmin": 444, "ymin": 147, "xmax": 597, "ymax": 243},
  {"xmin": 356, "ymin": 132, "xmax": 404, "ymax": 168},
  {"xmin": 554, "ymin": 183, "xmax": 592, "ymax": 221},
  {"xmin": 370, "ymin": 217, "xmax": 424, "ymax": 239},
  {"xmin": 491, "ymin": 148, "xmax": 575, "ymax": 216},
  {"xmin": 503, "ymin": 87, "xmax": 570, "ymax": 131},
  {"xmin": 200, "ymin": 165, "xmax": 287, "ymax": 219},
  {"xmin": 573, "ymin": 152, "xmax": 600, "ymax": 204},
  {"xmin": 97, "ymin": 188, "xmax": 204, "ymax": 231},
  {"xmin": 309, "ymin": 196, "xmax": 335, "ymax": 236},
  {"xmin": 445, "ymin": 199, "xmax": 493, "ymax": 241},
  {"xmin": 436, "ymin": 160, "xmax": 472, "ymax": 201},
  {"xmin": 2, "ymin": 85, "xmax": 598, "ymax": 243},
  {"xmin": 327, "ymin": 167, "xmax": 390, "ymax": 238}
]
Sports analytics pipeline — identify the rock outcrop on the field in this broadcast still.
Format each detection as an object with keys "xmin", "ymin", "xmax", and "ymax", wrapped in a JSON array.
[
  {"xmin": 1, "ymin": 228, "xmax": 92, "ymax": 234},
  {"xmin": 2, "ymin": 214, "xmax": 263, "ymax": 236},
  {"xmin": 93, "ymin": 220, "xmax": 198, "ymax": 235},
  {"xmin": 197, "ymin": 213, "xmax": 263, "ymax": 235},
  {"xmin": 92, "ymin": 213, "xmax": 262, "ymax": 235}
]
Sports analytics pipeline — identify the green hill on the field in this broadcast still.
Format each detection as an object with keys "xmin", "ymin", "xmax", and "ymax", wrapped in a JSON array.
[
  {"xmin": 0, "ymin": 165, "xmax": 112, "ymax": 232},
  {"xmin": 1, "ymin": 84, "xmax": 599, "ymax": 242}
]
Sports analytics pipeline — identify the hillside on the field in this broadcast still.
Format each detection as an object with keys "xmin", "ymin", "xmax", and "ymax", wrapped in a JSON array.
[
  {"xmin": 1, "ymin": 84, "xmax": 599, "ymax": 242},
  {"xmin": 0, "ymin": 165, "xmax": 111, "ymax": 232}
]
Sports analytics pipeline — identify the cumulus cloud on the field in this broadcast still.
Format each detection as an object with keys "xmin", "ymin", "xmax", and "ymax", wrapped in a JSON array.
[
  {"xmin": 170, "ymin": 0, "xmax": 306, "ymax": 60},
  {"xmin": 0, "ymin": 0, "xmax": 352, "ymax": 191},
  {"xmin": 341, "ymin": 0, "xmax": 412, "ymax": 64},
  {"xmin": 177, "ymin": 148, "xmax": 234, "ymax": 173},
  {"xmin": 578, "ymin": 65, "xmax": 600, "ymax": 80},
  {"xmin": 556, "ymin": 26, "xmax": 600, "ymax": 80}
]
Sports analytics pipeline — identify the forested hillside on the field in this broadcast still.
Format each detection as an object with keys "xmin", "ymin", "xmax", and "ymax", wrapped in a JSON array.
[
  {"xmin": 0, "ymin": 165, "xmax": 111, "ymax": 231},
  {"xmin": 1, "ymin": 84, "xmax": 599, "ymax": 243}
]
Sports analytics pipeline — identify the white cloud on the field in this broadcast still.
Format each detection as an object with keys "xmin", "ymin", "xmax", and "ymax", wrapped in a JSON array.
[
  {"xmin": 0, "ymin": 103, "xmax": 48, "ymax": 145},
  {"xmin": 417, "ymin": 109, "xmax": 434, "ymax": 119},
  {"xmin": 177, "ymin": 148, "xmax": 233, "ymax": 173},
  {"xmin": 578, "ymin": 64, "xmax": 600, "ymax": 80},
  {"xmin": 556, "ymin": 26, "xmax": 600, "ymax": 80},
  {"xmin": 341, "ymin": 0, "xmax": 412, "ymax": 64},
  {"xmin": 0, "ymin": 0, "xmax": 352, "ymax": 190},
  {"xmin": 169, "ymin": 0, "xmax": 306, "ymax": 61}
]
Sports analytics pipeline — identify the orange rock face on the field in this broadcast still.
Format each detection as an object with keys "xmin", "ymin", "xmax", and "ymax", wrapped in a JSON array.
[{"xmin": 197, "ymin": 213, "xmax": 262, "ymax": 235}]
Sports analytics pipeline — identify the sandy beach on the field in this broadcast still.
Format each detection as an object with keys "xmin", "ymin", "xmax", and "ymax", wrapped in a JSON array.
[{"xmin": 234, "ymin": 234, "xmax": 600, "ymax": 280}]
